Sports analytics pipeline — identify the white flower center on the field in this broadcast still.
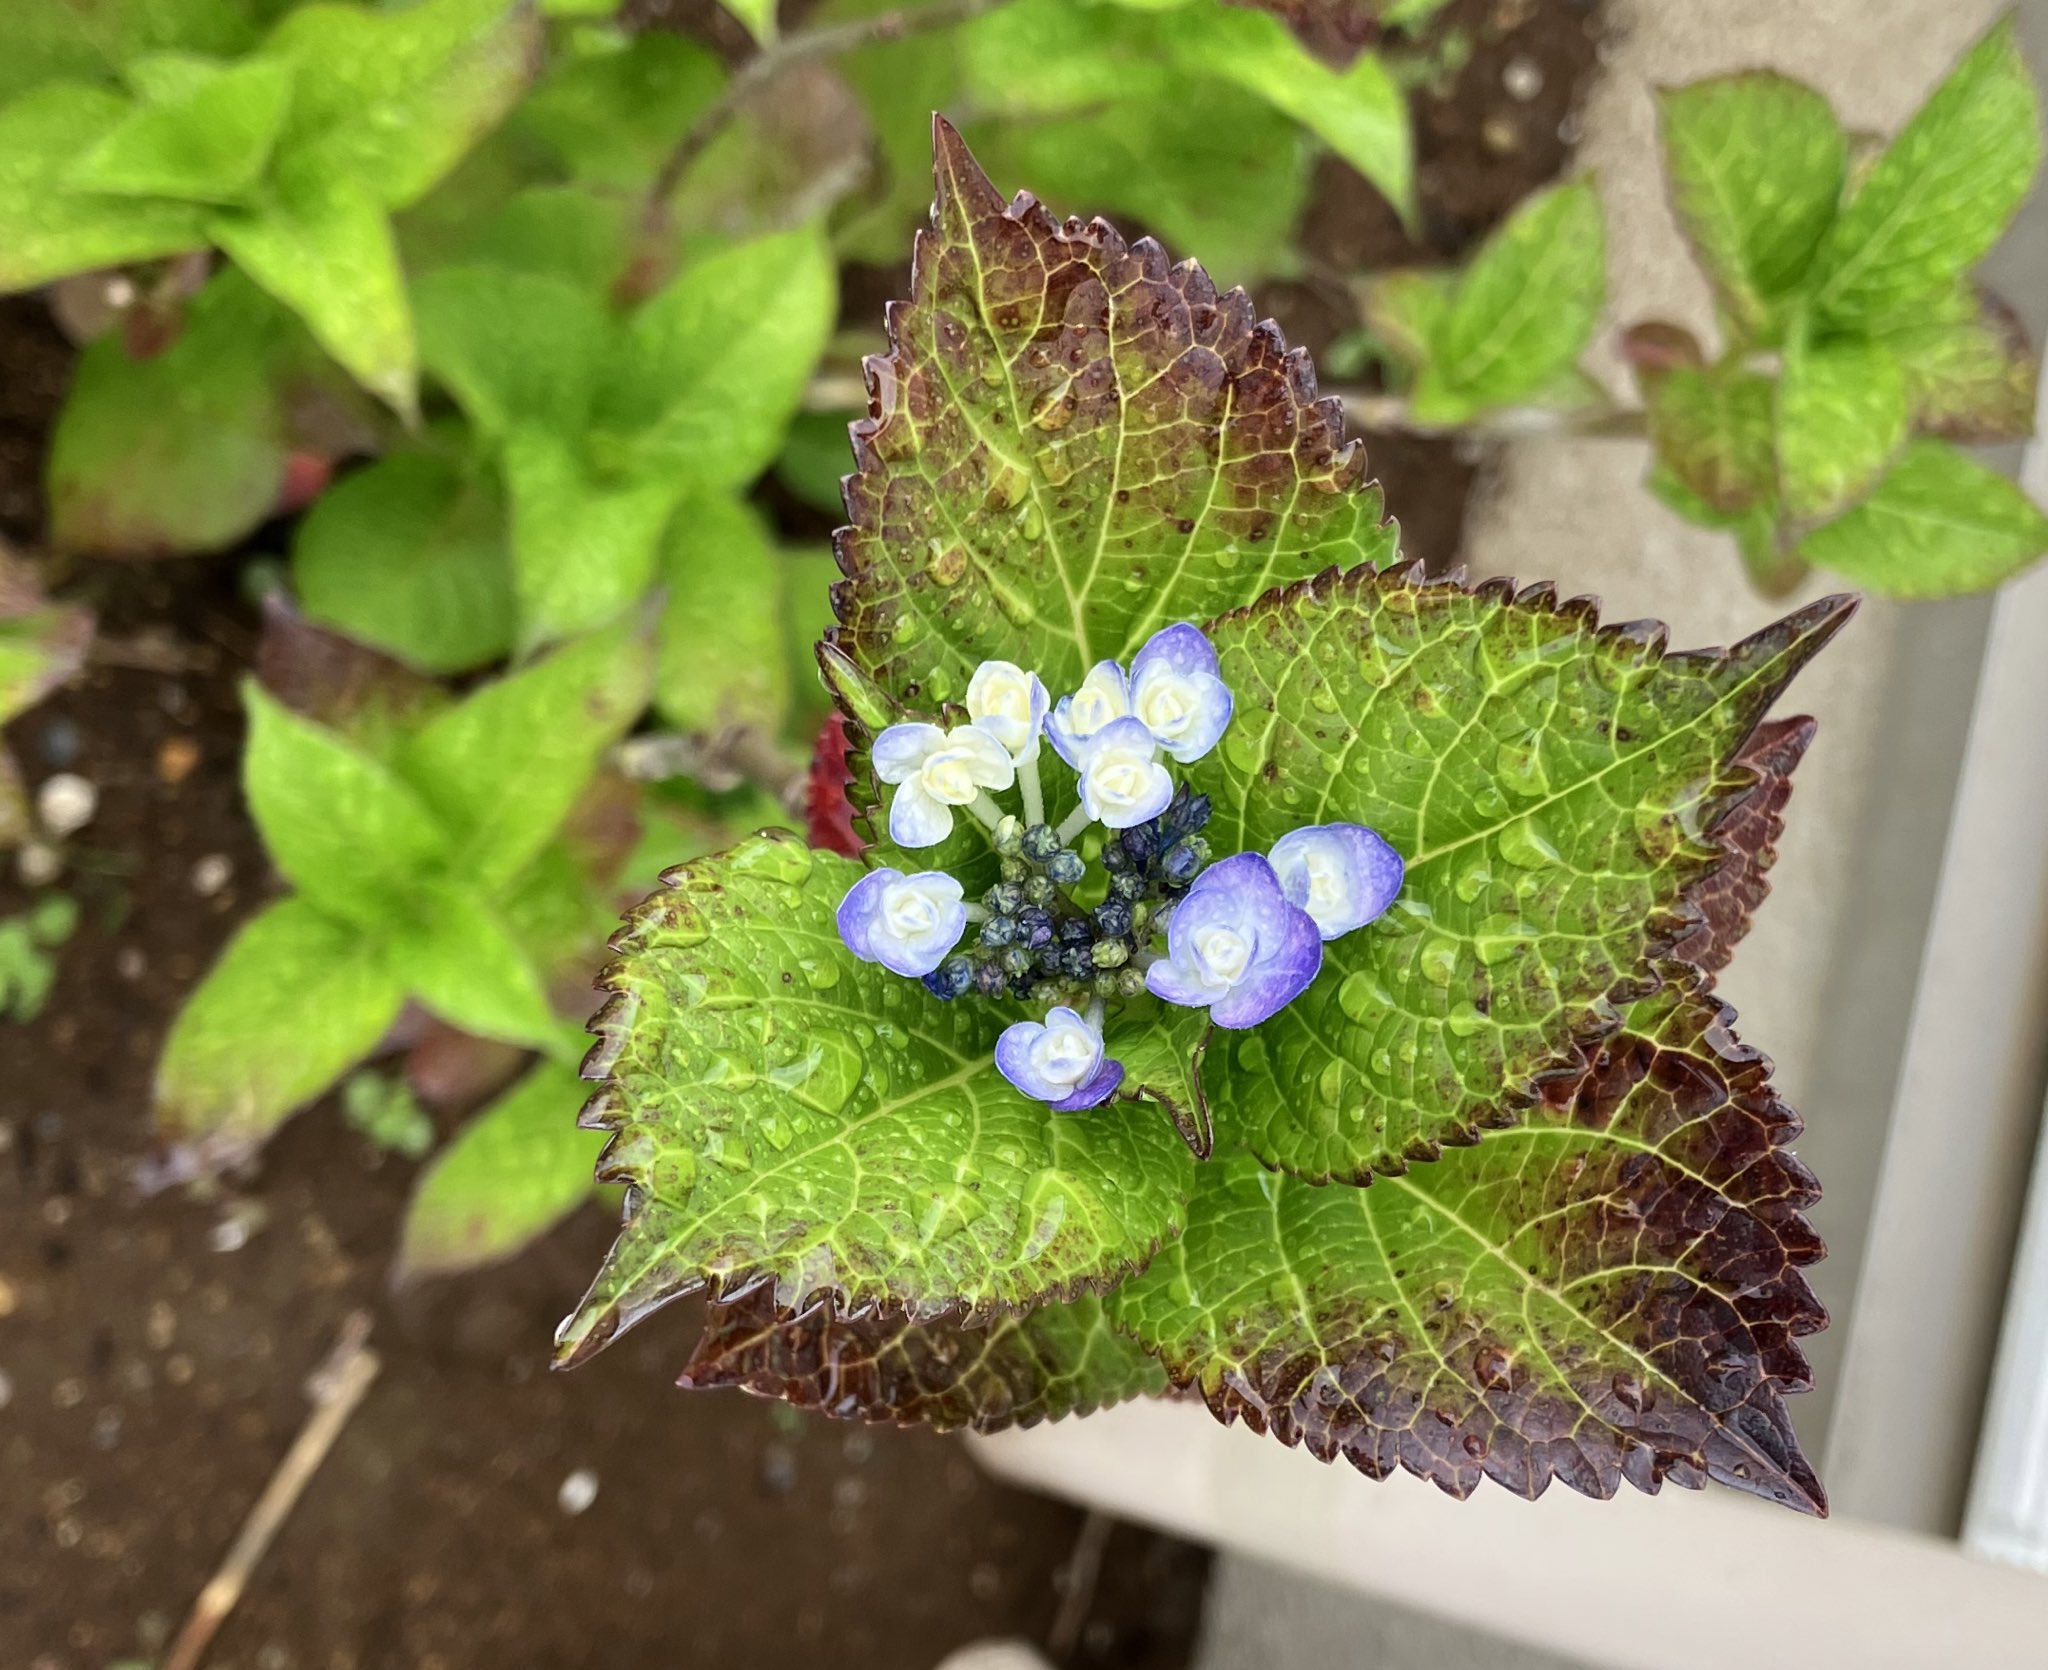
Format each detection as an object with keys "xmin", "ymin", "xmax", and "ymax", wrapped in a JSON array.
[
  {"xmin": 1033, "ymin": 1022, "xmax": 1098, "ymax": 1088},
  {"xmin": 979, "ymin": 677, "xmax": 1033, "ymax": 733},
  {"xmin": 1066, "ymin": 669, "xmax": 1129, "ymax": 741},
  {"xmin": 1089, "ymin": 750, "xmax": 1154, "ymax": 808},
  {"xmin": 921, "ymin": 746, "xmax": 986, "ymax": 804},
  {"xmin": 882, "ymin": 881, "xmax": 943, "ymax": 939},
  {"xmin": 1192, "ymin": 925, "xmax": 1252, "ymax": 986},
  {"xmin": 1302, "ymin": 850, "xmax": 1348, "ymax": 919},
  {"xmin": 1135, "ymin": 677, "xmax": 1195, "ymax": 740}
]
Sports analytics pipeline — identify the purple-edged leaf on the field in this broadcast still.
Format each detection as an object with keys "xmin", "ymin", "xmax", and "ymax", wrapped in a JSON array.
[
  {"xmin": 681, "ymin": 1286, "xmax": 1165, "ymax": 1431},
  {"xmin": 1191, "ymin": 566, "xmax": 1851, "ymax": 1183},
  {"xmin": 1875, "ymin": 283, "xmax": 2040, "ymax": 445},
  {"xmin": 831, "ymin": 117, "xmax": 1395, "ymax": 715},
  {"xmin": 1112, "ymin": 976, "xmax": 1828, "ymax": 1514},
  {"xmin": 555, "ymin": 832, "xmax": 1196, "ymax": 1368},
  {"xmin": 1671, "ymin": 715, "xmax": 1813, "ymax": 975}
]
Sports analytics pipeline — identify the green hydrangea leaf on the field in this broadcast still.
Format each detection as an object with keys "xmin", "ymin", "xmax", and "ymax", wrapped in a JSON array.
[
  {"xmin": 681, "ymin": 1286, "xmax": 1166, "ymax": 1429},
  {"xmin": 508, "ymin": 28, "xmax": 723, "ymax": 191},
  {"xmin": 392, "ymin": 884, "xmax": 567, "ymax": 1053},
  {"xmin": 1356, "ymin": 267, "xmax": 1452, "ymax": 379},
  {"xmin": 970, "ymin": 79, "xmax": 1309, "ymax": 292},
  {"xmin": 1217, "ymin": 0, "xmax": 1393, "ymax": 67},
  {"xmin": 598, "ymin": 226, "xmax": 838, "ymax": 491},
  {"xmin": 655, "ymin": 490, "xmax": 791, "ymax": 737},
  {"xmin": 1795, "ymin": 439, "xmax": 2048, "ymax": 599},
  {"xmin": 395, "ymin": 613, "xmax": 657, "ymax": 894},
  {"xmin": 211, "ymin": 166, "xmax": 416, "ymax": 415},
  {"xmin": 70, "ymin": 53, "xmax": 293, "ymax": 204},
  {"xmin": 415, "ymin": 264, "xmax": 610, "ymax": 440},
  {"xmin": 2, "ymin": 0, "xmax": 269, "ymax": 104},
  {"xmin": 155, "ymin": 896, "xmax": 408, "ymax": 1159},
  {"xmin": 292, "ymin": 448, "xmax": 518, "ymax": 674},
  {"xmin": 555, "ymin": 834, "xmax": 1198, "ymax": 1366},
  {"xmin": 1411, "ymin": 179, "xmax": 1606, "ymax": 423},
  {"xmin": 396, "ymin": 1060, "xmax": 605, "ymax": 1281},
  {"xmin": 1174, "ymin": 3, "xmax": 1413, "ymax": 223},
  {"xmin": 1647, "ymin": 363, "xmax": 1777, "ymax": 515},
  {"xmin": 1774, "ymin": 336, "xmax": 1909, "ymax": 519},
  {"xmin": 832, "ymin": 118, "xmax": 1395, "ymax": 713},
  {"xmin": 48, "ymin": 271, "xmax": 293, "ymax": 557},
  {"xmin": 243, "ymin": 679, "xmax": 454, "ymax": 927},
  {"xmin": 1187, "ymin": 567, "xmax": 1850, "ymax": 1182},
  {"xmin": 259, "ymin": 0, "xmax": 540, "ymax": 212},
  {"xmin": 1113, "ymin": 1005, "xmax": 1216, "ymax": 1160},
  {"xmin": 0, "ymin": 82, "xmax": 208, "ymax": 291},
  {"xmin": 452, "ymin": 186, "xmax": 635, "ymax": 293},
  {"xmin": 1875, "ymin": 283, "xmax": 2040, "ymax": 444},
  {"xmin": 1656, "ymin": 74, "xmax": 1846, "ymax": 343},
  {"xmin": 502, "ymin": 425, "xmax": 680, "ymax": 648},
  {"xmin": 1810, "ymin": 18, "xmax": 2042, "ymax": 328},
  {"xmin": 1112, "ymin": 977, "xmax": 1827, "ymax": 1512}
]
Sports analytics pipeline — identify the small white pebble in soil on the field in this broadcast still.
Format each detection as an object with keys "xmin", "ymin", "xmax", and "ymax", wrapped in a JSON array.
[
  {"xmin": 0, "ymin": 1367, "xmax": 13, "ymax": 1410},
  {"xmin": 190, "ymin": 854, "xmax": 234, "ymax": 898},
  {"xmin": 208, "ymin": 1217, "xmax": 249, "ymax": 1254},
  {"xmin": 115, "ymin": 947, "xmax": 146, "ymax": 981},
  {"xmin": 557, "ymin": 1467, "xmax": 600, "ymax": 1516},
  {"xmin": 1502, "ymin": 55, "xmax": 1544, "ymax": 101},
  {"xmin": 36, "ymin": 773, "xmax": 98, "ymax": 837},
  {"xmin": 17, "ymin": 840, "xmax": 61, "ymax": 886},
  {"xmin": 104, "ymin": 275, "xmax": 136, "ymax": 309}
]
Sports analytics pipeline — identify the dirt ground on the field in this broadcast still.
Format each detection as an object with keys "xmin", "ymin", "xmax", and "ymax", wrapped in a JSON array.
[{"xmin": 0, "ymin": 4, "xmax": 1602, "ymax": 1666}]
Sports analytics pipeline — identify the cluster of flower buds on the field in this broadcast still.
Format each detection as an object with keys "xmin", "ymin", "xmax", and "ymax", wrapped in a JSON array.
[{"xmin": 836, "ymin": 624, "xmax": 1404, "ymax": 1112}]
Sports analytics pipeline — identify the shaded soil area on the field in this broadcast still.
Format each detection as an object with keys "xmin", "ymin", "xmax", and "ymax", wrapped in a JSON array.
[{"xmin": 0, "ymin": 5, "xmax": 1605, "ymax": 1667}]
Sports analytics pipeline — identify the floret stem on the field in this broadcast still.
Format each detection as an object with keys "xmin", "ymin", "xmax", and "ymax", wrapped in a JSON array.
[
  {"xmin": 968, "ymin": 791, "xmax": 1006, "ymax": 831},
  {"xmin": 1057, "ymin": 804, "xmax": 1093, "ymax": 845},
  {"xmin": 1019, "ymin": 754, "xmax": 1045, "ymax": 828}
]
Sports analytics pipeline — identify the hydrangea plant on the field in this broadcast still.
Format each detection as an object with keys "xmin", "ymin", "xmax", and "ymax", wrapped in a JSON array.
[{"xmin": 561, "ymin": 122, "xmax": 1847, "ymax": 1513}]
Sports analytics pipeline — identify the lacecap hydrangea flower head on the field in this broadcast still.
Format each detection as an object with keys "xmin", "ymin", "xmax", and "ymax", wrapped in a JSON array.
[{"xmin": 836, "ymin": 623, "xmax": 1405, "ymax": 1114}]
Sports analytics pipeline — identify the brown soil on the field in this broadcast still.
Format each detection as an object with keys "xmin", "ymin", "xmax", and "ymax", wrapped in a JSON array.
[{"xmin": 0, "ymin": 6, "xmax": 1605, "ymax": 1667}]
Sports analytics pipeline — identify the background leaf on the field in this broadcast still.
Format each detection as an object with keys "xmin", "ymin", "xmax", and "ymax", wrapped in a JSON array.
[
  {"xmin": 1, "ymin": 0, "xmax": 271, "ymax": 104},
  {"xmin": 1795, "ymin": 439, "xmax": 2048, "ymax": 598},
  {"xmin": 1656, "ymin": 74, "xmax": 1845, "ymax": 342},
  {"xmin": 292, "ymin": 447, "xmax": 518, "ymax": 673},
  {"xmin": 1412, "ymin": 179, "xmax": 1606, "ymax": 422},
  {"xmin": 69, "ymin": 53, "xmax": 294, "ymax": 204},
  {"xmin": 601, "ymin": 226, "xmax": 838, "ymax": 491},
  {"xmin": 1876, "ymin": 283, "xmax": 2041, "ymax": 444},
  {"xmin": 1111, "ymin": 978, "xmax": 1827, "ymax": 1514},
  {"xmin": 1773, "ymin": 336, "xmax": 1908, "ymax": 519},
  {"xmin": 243, "ymin": 679, "xmax": 453, "ymax": 926},
  {"xmin": 212, "ymin": 166, "xmax": 417, "ymax": 414},
  {"xmin": 394, "ymin": 614, "xmax": 656, "ymax": 892},
  {"xmin": 502, "ymin": 425, "xmax": 679, "ymax": 646},
  {"xmin": 1647, "ymin": 363, "xmax": 1776, "ymax": 514},
  {"xmin": 832, "ymin": 119, "xmax": 1395, "ymax": 716},
  {"xmin": 260, "ymin": 0, "xmax": 540, "ymax": 211},
  {"xmin": 556, "ymin": 834, "xmax": 1197, "ymax": 1367},
  {"xmin": 0, "ymin": 82, "xmax": 208, "ymax": 290},
  {"xmin": 397, "ymin": 1060, "xmax": 605, "ymax": 1280},
  {"xmin": 155, "ymin": 896, "xmax": 407, "ymax": 1156},
  {"xmin": 1186, "ymin": 568, "xmax": 1849, "ymax": 1183},
  {"xmin": 391, "ymin": 885, "xmax": 566, "ymax": 1052},
  {"xmin": 48, "ymin": 271, "xmax": 293, "ymax": 556},
  {"xmin": 681, "ymin": 1287, "xmax": 1166, "ymax": 1429},
  {"xmin": 1810, "ymin": 18, "xmax": 2042, "ymax": 328},
  {"xmin": 655, "ymin": 490, "xmax": 789, "ymax": 736},
  {"xmin": 415, "ymin": 264, "xmax": 609, "ymax": 439}
]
